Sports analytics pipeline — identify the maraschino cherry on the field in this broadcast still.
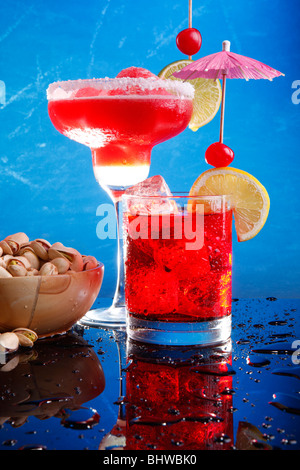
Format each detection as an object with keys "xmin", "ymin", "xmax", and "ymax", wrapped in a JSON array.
[
  {"xmin": 205, "ymin": 142, "xmax": 234, "ymax": 168},
  {"xmin": 176, "ymin": 28, "xmax": 202, "ymax": 56}
]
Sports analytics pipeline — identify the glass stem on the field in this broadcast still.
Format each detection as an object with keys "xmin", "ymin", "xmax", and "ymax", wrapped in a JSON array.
[{"xmin": 111, "ymin": 189, "xmax": 125, "ymax": 309}]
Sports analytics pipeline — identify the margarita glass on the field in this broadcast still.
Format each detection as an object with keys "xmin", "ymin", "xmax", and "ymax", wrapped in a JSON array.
[{"xmin": 47, "ymin": 72, "xmax": 194, "ymax": 327}]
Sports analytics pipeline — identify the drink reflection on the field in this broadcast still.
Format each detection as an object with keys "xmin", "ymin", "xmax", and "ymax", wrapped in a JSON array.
[
  {"xmin": 125, "ymin": 339, "xmax": 234, "ymax": 450},
  {"xmin": 0, "ymin": 332, "xmax": 105, "ymax": 428},
  {"xmin": 99, "ymin": 339, "xmax": 234, "ymax": 450}
]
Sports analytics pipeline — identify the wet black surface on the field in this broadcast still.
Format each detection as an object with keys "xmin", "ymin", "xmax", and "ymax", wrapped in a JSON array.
[{"xmin": 0, "ymin": 298, "xmax": 299, "ymax": 451}]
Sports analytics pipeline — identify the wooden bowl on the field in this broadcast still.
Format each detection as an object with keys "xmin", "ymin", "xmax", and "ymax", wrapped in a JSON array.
[{"xmin": 0, "ymin": 263, "xmax": 104, "ymax": 337}]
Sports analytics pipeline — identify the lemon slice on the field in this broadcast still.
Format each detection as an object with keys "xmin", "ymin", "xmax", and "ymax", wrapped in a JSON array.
[
  {"xmin": 158, "ymin": 59, "xmax": 222, "ymax": 131},
  {"xmin": 189, "ymin": 167, "xmax": 270, "ymax": 241}
]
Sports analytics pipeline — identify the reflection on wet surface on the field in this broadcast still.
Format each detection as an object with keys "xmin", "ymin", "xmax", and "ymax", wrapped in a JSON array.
[
  {"xmin": 123, "ymin": 339, "xmax": 234, "ymax": 450},
  {"xmin": 0, "ymin": 298, "xmax": 299, "ymax": 450}
]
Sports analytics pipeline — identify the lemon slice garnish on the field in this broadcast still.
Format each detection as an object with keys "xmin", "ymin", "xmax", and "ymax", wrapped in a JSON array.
[
  {"xmin": 189, "ymin": 167, "xmax": 270, "ymax": 241},
  {"xmin": 158, "ymin": 59, "xmax": 222, "ymax": 131}
]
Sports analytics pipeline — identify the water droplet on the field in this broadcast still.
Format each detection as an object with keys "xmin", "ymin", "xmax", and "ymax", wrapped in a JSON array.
[
  {"xmin": 60, "ymin": 406, "xmax": 100, "ymax": 429},
  {"xmin": 246, "ymin": 355, "xmax": 271, "ymax": 367},
  {"xmin": 251, "ymin": 342, "xmax": 294, "ymax": 355},
  {"xmin": 18, "ymin": 444, "xmax": 47, "ymax": 450},
  {"xmin": 270, "ymin": 392, "xmax": 300, "ymax": 415},
  {"xmin": 268, "ymin": 320, "xmax": 288, "ymax": 326},
  {"xmin": 2, "ymin": 439, "xmax": 17, "ymax": 446},
  {"xmin": 214, "ymin": 433, "xmax": 232, "ymax": 444},
  {"xmin": 272, "ymin": 366, "xmax": 300, "ymax": 380},
  {"xmin": 236, "ymin": 339, "xmax": 251, "ymax": 345}
]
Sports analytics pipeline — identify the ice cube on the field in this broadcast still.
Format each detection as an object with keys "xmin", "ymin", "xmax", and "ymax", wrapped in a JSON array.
[
  {"xmin": 125, "ymin": 175, "xmax": 172, "ymax": 197},
  {"xmin": 124, "ymin": 175, "xmax": 178, "ymax": 215}
]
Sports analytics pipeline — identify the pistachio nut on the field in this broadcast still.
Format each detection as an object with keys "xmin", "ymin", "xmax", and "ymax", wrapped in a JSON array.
[
  {"xmin": 0, "ymin": 266, "xmax": 12, "ymax": 278},
  {"xmin": 6, "ymin": 256, "xmax": 30, "ymax": 277},
  {"xmin": 27, "ymin": 268, "xmax": 39, "ymax": 276},
  {"xmin": 39, "ymin": 262, "xmax": 58, "ymax": 276},
  {"xmin": 0, "ymin": 233, "xmax": 29, "ymax": 256},
  {"xmin": 13, "ymin": 327, "xmax": 38, "ymax": 342},
  {"xmin": 0, "ymin": 234, "xmax": 99, "ymax": 278},
  {"xmin": 13, "ymin": 328, "xmax": 37, "ymax": 347},
  {"xmin": 0, "ymin": 240, "xmax": 15, "ymax": 255},
  {"xmin": 30, "ymin": 239, "xmax": 51, "ymax": 260},
  {"xmin": 14, "ymin": 333, "xmax": 33, "ymax": 347},
  {"xmin": 49, "ymin": 243, "xmax": 83, "ymax": 272},
  {"xmin": 14, "ymin": 256, "xmax": 31, "ymax": 270},
  {"xmin": 18, "ymin": 247, "xmax": 40, "ymax": 270},
  {"xmin": 50, "ymin": 257, "xmax": 70, "ymax": 274},
  {"xmin": 0, "ymin": 332, "xmax": 19, "ymax": 352},
  {"xmin": 82, "ymin": 255, "xmax": 98, "ymax": 270},
  {"xmin": 2, "ymin": 254, "xmax": 13, "ymax": 266},
  {"xmin": 6, "ymin": 232, "xmax": 29, "ymax": 245},
  {"xmin": 0, "ymin": 355, "xmax": 20, "ymax": 372}
]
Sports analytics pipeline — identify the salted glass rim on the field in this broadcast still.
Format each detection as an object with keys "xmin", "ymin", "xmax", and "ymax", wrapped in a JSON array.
[
  {"xmin": 46, "ymin": 77, "xmax": 195, "ymax": 101},
  {"xmin": 122, "ymin": 193, "xmax": 232, "ymax": 200}
]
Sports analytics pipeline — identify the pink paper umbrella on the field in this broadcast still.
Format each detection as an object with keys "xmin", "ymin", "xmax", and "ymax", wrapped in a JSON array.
[{"xmin": 173, "ymin": 40, "xmax": 284, "ymax": 145}]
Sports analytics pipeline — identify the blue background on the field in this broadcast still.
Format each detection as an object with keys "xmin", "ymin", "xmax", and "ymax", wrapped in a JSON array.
[{"xmin": 0, "ymin": 0, "xmax": 299, "ymax": 301}]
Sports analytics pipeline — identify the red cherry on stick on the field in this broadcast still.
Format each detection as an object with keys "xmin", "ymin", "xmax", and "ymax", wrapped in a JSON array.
[
  {"xmin": 205, "ymin": 142, "xmax": 235, "ymax": 168},
  {"xmin": 176, "ymin": 28, "xmax": 202, "ymax": 56}
]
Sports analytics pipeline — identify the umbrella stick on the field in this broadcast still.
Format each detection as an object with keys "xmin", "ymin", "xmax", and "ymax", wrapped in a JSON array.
[
  {"xmin": 188, "ymin": 0, "xmax": 192, "ymax": 60},
  {"xmin": 219, "ymin": 74, "xmax": 226, "ymax": 144}
]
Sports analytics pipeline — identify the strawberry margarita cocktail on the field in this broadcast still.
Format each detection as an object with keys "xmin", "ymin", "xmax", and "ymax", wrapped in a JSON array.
[{"xmin": 47, "ymin": 68, "xmax": 194, "ymax": 191}]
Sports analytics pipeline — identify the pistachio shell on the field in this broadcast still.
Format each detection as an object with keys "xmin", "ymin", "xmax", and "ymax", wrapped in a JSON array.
[
  {"xmin": 0, "ymin": 355, "xmax": 20, "ymax": 372},
  {"xmin": 6, "ymin": 261, "xmax": 27, "ymax": 277},
  {"xmin": 13, "ymin": 256, "xmax": 31, "ymax": 270},
  {"xmin": 30, "ymin": 239, "xmax": 51, "ymax": 260},
  {"xmin": 51, "ymin": 242, "xmax": 65, "ymax": 249},
  {"xmin": 39, "ymin": 262, "xmax": 58, "ymax": 276},
  {"xmin": 27, "ymin": 268, "xmax": 39, "ymax": 276},
  {"xmin": 48, "ymin": 245, "xmax": 83, "ymax": 272},
  {"xmin": 6, "ymin": 256, "xmax": 30, "ymax": 277},
  {"xmin": 50, "ymin": 257, "xmax": 70, "ymax": 274},
  {"xmin": 82, "ymin": 255, "xmax": 98, "ymax": 270},
  {"xmin": 47, "ymin": 247, "xmax": 63, "ymax": 260},
  {"xmin": 18, "ymin": 242, "xmax": 31, "ymax": 252},
  {"xmin": 4, "ymin": 232, "xmax": 29, "ymax": 245},
  {"xmin": 2, "ymin": 254, "xmax": 13, "ymax": 266},
  {"xmin": 0, "ymin": 332, "xmax": 19, "ymax": 352},
  {"xmin": 0, "ymin": 258, "xmax": 7, "ymax": 268},
  {"xmin": 0, "ymin": 240, "xmax": 14, "ymax": 255},
  {"xmin": 14, "ymin": 332, "xmax": 33, "ymax": 347},
  {"xmin": 13, "ymin": 328, "xmax": 38, "ymax": 343},
  {"xmin": 0, "ymin": 266, "xmax": 12, "ymax": 278},
  {"xmin": 1, "ymin": 233, "xmax": 29, "ymax": 255},
  {"xmin": 19, "ymin": 249, "xmax": 40, "ymax": 270}
]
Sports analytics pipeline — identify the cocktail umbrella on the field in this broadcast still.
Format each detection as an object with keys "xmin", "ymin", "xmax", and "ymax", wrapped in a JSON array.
[{"xmin": 173, "ymin": 40, "xmax": 284, "ymax": 155}]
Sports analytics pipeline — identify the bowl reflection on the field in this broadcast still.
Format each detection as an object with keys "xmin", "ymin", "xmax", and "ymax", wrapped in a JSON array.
[{"xmin": 0, "ymin": 332, "xmax": 105, "ymax": 425}]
